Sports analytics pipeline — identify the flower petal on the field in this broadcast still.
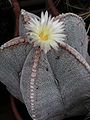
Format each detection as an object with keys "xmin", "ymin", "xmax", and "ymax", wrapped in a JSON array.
[
  {"xmin": 50, "ymin": 41, "xmax": 59, "ymax": 50},
  {"xmin": 26, "ymin": 11, "xmax": 66, "ymax": 53}
]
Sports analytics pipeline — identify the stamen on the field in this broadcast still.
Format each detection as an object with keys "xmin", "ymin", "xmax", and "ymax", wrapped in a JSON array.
[{"xmin": 39, "ymin": 31, "xmax": 48, "ymax": 41}]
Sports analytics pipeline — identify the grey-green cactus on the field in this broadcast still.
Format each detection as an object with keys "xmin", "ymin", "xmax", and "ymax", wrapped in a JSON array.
[{"xmin": 0, "ymin": 10, "xmax": 90, "ymax": 120}]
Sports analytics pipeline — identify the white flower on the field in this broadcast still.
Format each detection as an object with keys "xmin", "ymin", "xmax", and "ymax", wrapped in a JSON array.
[{"xmin": 26, "ymin": 11, "xmax": 66, "ymax": 53}]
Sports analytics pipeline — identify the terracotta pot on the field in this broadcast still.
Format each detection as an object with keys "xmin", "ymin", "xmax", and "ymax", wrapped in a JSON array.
[
  {"xmin": 48, "ymin": 0, "xmax": 59, "ymax": 16},
  {"xmin": 10, "ymin": 96, "xmax": 23, "ymax": 120},
  {"xmin": 12, "ymin": 0, "xmax": 20, "ymax": 37},
  {"xmin": 10, "ymin": 96, "xmax": 33, "ymax": 120}
]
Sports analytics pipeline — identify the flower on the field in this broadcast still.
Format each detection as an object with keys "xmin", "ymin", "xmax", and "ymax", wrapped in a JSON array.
[{"xmin": 26, "ymin": 11, "xmax": 66, "ymax": 53}]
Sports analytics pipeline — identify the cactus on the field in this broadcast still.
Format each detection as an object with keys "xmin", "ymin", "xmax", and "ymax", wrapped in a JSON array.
[{"xmin": 0, "ymin": 10, "xmax": 90, "ymax": 120}]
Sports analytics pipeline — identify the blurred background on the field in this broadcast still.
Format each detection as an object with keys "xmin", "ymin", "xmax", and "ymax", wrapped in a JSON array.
[{"xmin": 0, "ymin": 0, "xmax": 90, "ymax": 120}]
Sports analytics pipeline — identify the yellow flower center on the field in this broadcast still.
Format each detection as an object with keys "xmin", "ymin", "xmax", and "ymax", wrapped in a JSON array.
[{"xmin": 39, "ymin": 30, "xmax": 49, "ymax": 41}]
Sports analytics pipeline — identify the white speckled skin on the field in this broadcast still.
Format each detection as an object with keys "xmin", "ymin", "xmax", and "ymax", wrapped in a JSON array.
[{"xmin": 0, "ymin": 10, "xmax": 90, "ymax": 120}]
